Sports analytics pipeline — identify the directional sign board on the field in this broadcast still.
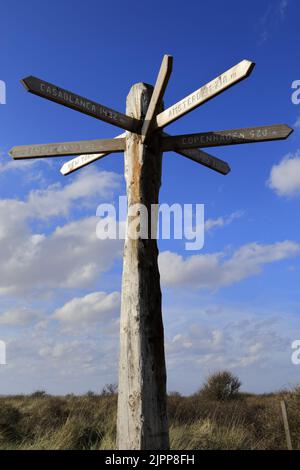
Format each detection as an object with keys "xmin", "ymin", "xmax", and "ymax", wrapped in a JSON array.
[
  {"xmin": 155, "ymin": 59, "xmax": 255, "ymax": 129},
  {"xmin": 161, "ymin": 125, "xmax": 293, "ymax": 151},
  {"xmin": 21, "ymin": 76, "xmax": 141, "ymax": 133},
  {"xmin": 141, "ymin": 54, "xmax": 173, "ymax": 142},
  {"xmin": 9, "ymin": 137, "xmax": 126, "ymax": 159},
  {"xmin": 174, "ymin": 147, "xmax": 231, "ymax": 175},
  {"xmin": 60, "ymin": 132, "xmax": 126, "ymax": 175}
]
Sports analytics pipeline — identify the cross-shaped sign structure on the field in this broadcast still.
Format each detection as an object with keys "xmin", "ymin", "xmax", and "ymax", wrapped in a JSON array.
[{"xmin": 9, "ymin": 55, "xmax": 293, "ymax": 450}]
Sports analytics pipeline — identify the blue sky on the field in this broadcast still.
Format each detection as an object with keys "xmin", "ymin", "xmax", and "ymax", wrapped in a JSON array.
[{"xmin": 0, "ymin": 0, "xmax": 300, "ymax": 394}]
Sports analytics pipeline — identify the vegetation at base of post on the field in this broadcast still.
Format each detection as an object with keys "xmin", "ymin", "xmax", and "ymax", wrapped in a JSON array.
[{"xmin": 0, "ymin": 372, "xmax": 300, "ymax": 450}]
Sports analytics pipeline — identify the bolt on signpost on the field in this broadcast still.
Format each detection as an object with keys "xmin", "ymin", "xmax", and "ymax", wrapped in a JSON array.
[{"xmin": 9, "ymin": 55, "xmax": 293, "ymax": 450}]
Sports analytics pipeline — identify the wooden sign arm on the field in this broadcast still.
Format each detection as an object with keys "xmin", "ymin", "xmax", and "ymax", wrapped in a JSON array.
[
  {"xmin": 60, "ymin": 132, "xmax": 126, "ymax": 175},
  {"xmin": 161, "ymin": 124, "xmax": 294, "ymax": 151},
  {"xmin": 154, "ymin": 59, "xmax": 255, "ymax": 130},
  {"xmin": 141, "ymin": 54, "xmax": 173, "ymax": 142},
  {"xmin": 9, "ymin": 137, "xmax": 126, "ymax": 159},
  {"xmin": 171, "ymin": 147, "xmax": 231, "ymax": 175},
  {"xmin": 161, "ymin": 131, "xmax": 230, "ymax": 175},
  {"xmin": 21, "ymin": 76, "xmax": 142, "ymax": 133}
]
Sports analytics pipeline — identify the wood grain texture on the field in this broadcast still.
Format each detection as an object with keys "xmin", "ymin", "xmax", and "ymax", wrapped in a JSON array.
[
  {"xmin": 9, "ymin": 138, "xmax": 126, "ymax": 159},
  {"xmin": 117, "ymin": 83, "xmax": 169, "ymax": 450},
  {"xmin": 281, "ymin": 400, "xmax": 293, "ymax": 450}
]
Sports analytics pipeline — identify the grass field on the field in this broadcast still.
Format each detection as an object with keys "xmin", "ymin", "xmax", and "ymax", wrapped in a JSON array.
[{"xmin": 0, "ymin": 383, "xmax": 299, "ymax": 450}]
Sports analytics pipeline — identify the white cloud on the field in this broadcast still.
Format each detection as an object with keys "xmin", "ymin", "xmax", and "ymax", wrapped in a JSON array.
[
  {"xmin": 27, "ymin": 167, "xmax": 122, "ymax": 219},
  {"xmin": 0, "ymin": 298, "xmax": 297, "ymax": 395},
  {"xmin": 167, "ymin": 326, "xmax": 225, "ymax": 357},
  {"xmin": 159, "ymin": 241, "xmax": 300, "ymax": 289},
  {"xmin": 268, "ymin": 152, "xmax": 300, "ymax": 197},
  {"xmin": 0, "ymin": 307, "xmax": 41, "ymax": 326},
  {"xmin": 0, "ymin": 311, "xmax": 120, "ymax": 394},
  {"xmin": 0, "ymin": 167, "xmax": 123, "ymax": 296},
  {"xmin": 1, "ymin": 333, "xmax": 118, "ymax": 394},
  {"xmin": 294, "ymin": 117, "xmax": 300, "ymax": 130},
  {"xmin": 0, "ymin": 215, "xmax": 122, "ymax": 296},
  {"xmin": 164, "ymin": 303, "xmax": 296, "ymax": 394},
  {"xmin": 205, "ymin": 211, "xmax": 244, "ymax": 232},
  {"xmin": 53, "ymin": 291, "xmax": 120, "ymax": 325},
  {"xmin": 279, "ymin": 0, "xmax": 288, "ymax": 19},
  {"xmin": 0, "ymin": 154, "xmax": 51, "ymax": 174},
  {"xmin": 256, "ymin": 0, "xmax": 289, "ymax": 44}
]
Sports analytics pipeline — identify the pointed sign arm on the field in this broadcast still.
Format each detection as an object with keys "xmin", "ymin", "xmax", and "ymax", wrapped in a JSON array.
[
  {"xmin": 161, "ymin": 132, "xmax": 230, "ymax": 175},
  {"xmin": 173, "ymin": 147, "xmax": 231, "ymax": 175},
  {"xmin": 154, "ymin": 59, "xmax": 255, "ymax": 130},
  {"xmin": 60, "ymin": 132, "xmax": 126, "ymax": 175},
  {"xmin": 141, "ymin": 54, "xmax": 173, "ymax": 142},
  {"xmin": 21, "ymin": 76, "xmax": 142, "ymax": 133},
  {"xmin": 161, "ymin": 124, "xmax": 293, "ymax": 151},
  {"xmin": 9, "ymin": 137, "xmax": 126, "ymax": 160}
]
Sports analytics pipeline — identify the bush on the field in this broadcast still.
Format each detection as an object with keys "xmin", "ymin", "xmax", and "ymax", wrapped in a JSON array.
[
  {"xmin": 200, "ymin": 371, "xmax": 241, "ymax": 401},
  {"xmin": 30, "ymin": 390, "xmax": 48, "ymax": 399}
]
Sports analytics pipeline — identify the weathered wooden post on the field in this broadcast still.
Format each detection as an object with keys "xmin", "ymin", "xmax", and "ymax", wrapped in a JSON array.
[
  {"xmin": 280, "ymin": 400, "xmax": 293, "ymax": 450},
  {"xmin": 117, "ymin": 83, "xmax": 169, "ymax": 450}
]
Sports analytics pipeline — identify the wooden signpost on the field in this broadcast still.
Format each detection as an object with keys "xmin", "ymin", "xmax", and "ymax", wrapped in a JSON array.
[{"xmin": 9, "ymin": 55, "xmax": 293, "ymax": 450}]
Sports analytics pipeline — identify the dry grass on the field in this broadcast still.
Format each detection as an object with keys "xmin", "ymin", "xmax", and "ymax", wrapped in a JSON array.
[{"xmin": 0, "ymin": 388, "xmax": 299, "ymax": 450}]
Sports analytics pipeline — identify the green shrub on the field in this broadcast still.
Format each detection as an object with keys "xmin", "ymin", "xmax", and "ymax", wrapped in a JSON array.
[{"xmin": 200, "ymin": 371, "xmax": 241, "ymax": 401}]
